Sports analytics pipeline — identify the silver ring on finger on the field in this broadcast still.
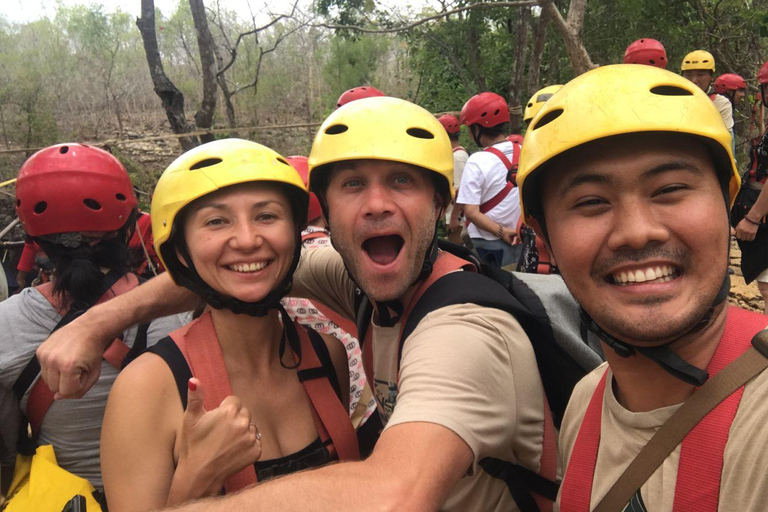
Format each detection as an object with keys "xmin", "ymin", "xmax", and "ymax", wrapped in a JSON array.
[{"xmin": 251, "ymin": 424, "xmax": 262, "ymax": 440}]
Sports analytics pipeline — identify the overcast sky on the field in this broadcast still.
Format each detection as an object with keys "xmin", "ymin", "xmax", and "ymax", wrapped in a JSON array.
[{"xmin": 2, "ymin": 0, "xmax": 432, "ymax": 24}]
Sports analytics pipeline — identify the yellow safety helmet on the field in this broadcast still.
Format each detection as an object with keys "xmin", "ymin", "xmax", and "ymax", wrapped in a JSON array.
[
  {"xmin": 681, "ymin": 50, "xmax": 715, "ymax": 72},
  {"xmin": 308, "ymin": 96, "xmax": 454, "ymax": 200},
  {"xmin": 518, "ymin": 64, "xmax": 739, "ymax": 220},
  {"xmin": 152, "ymin": 138, "xmax": 308, "ymax": 285},
  {"xmin": 523, "ymin": 85, "xmax": 563, "ymax": 124}
]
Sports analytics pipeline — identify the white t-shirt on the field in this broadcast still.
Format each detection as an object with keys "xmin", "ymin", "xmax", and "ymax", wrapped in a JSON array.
[
  {"xmin": 456, "ymin": 141, "xmax": 520, "ymax": 240},
  {"xmin": 453, "ymin": 147, "xmax": 469, "ymax": 191},
  {"xmin": 713, "ymin": 94, "xmax": 734, "ymax": 131}
]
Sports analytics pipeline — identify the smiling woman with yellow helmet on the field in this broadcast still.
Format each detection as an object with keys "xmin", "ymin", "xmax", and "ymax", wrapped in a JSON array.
[{"xmin": 100, "ymin": 139, "xmax": 359, "ymax": 511}]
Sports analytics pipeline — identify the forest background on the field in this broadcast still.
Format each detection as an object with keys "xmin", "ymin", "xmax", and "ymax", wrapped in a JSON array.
[{"xmin": 1, "ymin": 0, "xmax": 768, "ymax": 206}]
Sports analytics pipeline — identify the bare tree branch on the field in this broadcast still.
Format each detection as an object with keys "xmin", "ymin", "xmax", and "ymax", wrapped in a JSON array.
[
  {"xmin": 312, "ymin": 1, "xmax": 538, "ymax": 34},
  {"xmin": 217, "ymin": 0, "xmax": 299, "ymax": 77}
]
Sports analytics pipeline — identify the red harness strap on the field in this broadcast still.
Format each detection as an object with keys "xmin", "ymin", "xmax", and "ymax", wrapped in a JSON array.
[
  {"xmin": 26, "ymin": 275, "xmax": 139, "ymax": 437},
  {"xmin": 560, "ymin": 306, "xmax": 768, "ymax": 512},
  {"xmin": 465, "ymin": 146, "xmax": 517, "ymax": 230},
  {"xmin": 301, "ymin": 231, "xmax": 328, "ymax": 242},
  {"xmin": 173, "ymin": 312, "xmax": 358, "ymax": 493},
  {"xmin": 361, "ymin": 251, "xmax": 474, "ymax": 385}
]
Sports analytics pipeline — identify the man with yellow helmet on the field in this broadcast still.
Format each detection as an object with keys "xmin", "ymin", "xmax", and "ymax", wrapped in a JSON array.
[
  {"xmin": 681, "ymin": 50, "xmax": 734, "ymax": 136},
  {"xmin": 36, "ymin": 97, "xmax": 567, "ymax": 511},
  {"xmin": 518, "ymin": 64, "xmax": 768, "ymax": 510},
  {"xmin": 523, "ymin": 85, "xmax": 562, "ymax": 126}
]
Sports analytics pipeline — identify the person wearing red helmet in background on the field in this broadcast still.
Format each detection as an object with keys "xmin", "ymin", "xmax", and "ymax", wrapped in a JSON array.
[
  {"xmin": 280, "ymin": 155, "xmax": 378, "ymax": 441},
  {"xmin": 732, "ymin": 61, "xmax": 768, "ymax": 315},
  {"xmin": 456, "ymin": 92, "xmax": 522, "ymax": 268},
  {"xmin": 623, "ymin": 38, "xmax": 668, "ymax": 68},
  {"xmin": 437, "ymin": 115, "xmax": 470, "ymax": 245},
  {"xmin": 0, "ymin": 144, "xmax": 186, "ymax": 509},
  {"xmin": 714, "ymin": 73, "xmax": 747, "ymax": 108},
  {"xmin": 335, "ymin": 86, "xmax": 385, "ymax": 109}
]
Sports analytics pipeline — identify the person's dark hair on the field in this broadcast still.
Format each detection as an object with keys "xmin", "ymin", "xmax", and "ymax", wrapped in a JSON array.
[
  {"xmin": 35, "ymin": 209, "xmax": 138, "ymax": 306},
  {"xmin": 447, "ymin": 132, "xmax": 460, "ymax": 142},
  {"xmin": 476, "ymin": 122, "xmax": 509, "ymax": 139}
]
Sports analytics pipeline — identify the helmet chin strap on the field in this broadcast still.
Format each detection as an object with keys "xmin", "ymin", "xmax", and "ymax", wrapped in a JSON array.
[{"xmin": 582, "ymin": 273, "xmax": 731, "ymax": 387}]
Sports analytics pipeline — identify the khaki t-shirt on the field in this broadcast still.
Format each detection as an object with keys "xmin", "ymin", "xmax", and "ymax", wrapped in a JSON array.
[
  {"xmin": 295, "ymin": 247, "xmax": 549, "ymax": 512},
  {"xmin": 557, "ymin": 360, "xmax": 768, "ymax": 511}
]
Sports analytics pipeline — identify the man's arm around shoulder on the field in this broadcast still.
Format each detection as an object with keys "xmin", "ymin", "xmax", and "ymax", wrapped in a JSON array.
[
  {"xmin": 166, "ymin": 421, "xmax": 473, "ymax": 512},
  {"xmin": 37, "ymin": 271, "xmax": 199, "ymax": 399}
]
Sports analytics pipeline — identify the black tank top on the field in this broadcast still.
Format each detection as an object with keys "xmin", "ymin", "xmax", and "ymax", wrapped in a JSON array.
[{"xmin": 147, "ymin": 325, "xmax": 342, "ymax": 483}]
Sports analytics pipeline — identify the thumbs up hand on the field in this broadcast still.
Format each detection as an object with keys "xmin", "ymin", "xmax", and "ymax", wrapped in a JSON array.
[{"xmin": 171, "ymin": 378, "xmax": 263, "ymax": 499}]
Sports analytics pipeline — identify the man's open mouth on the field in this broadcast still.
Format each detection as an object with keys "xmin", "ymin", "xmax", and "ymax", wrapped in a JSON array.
[
  {"xmin": 608, "ymin": 265, "xmax": 681, "ymax": 286},
  {"xmin": 362, "ymin": 235, "xmax": 404, "ymax": 265}
]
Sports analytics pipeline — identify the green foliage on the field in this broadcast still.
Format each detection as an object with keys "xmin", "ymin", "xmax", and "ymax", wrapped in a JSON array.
[{"xmin": 323, "ymin": 34, "xmax": 390, "ymax": 109}]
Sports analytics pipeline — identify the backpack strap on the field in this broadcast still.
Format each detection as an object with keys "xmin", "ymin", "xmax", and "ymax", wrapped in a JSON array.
[
  {"xmin": 453, "ymin": 146, "xmax": 466, "ymax": 153},
  {"xmin": 485, "ymin": 145, "xmax": 518, "ymax": 185},
  {"xmin": 400, "ymin": 270, "xmax": 559, "ymax": 512}
]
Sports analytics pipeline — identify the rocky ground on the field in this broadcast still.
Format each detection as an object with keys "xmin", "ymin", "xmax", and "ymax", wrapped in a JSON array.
[{"xmin": 729, "ymin": 241, "xmax": 764, "ymax": 313}]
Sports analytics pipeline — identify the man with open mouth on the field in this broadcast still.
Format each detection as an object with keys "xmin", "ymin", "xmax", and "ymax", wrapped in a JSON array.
[
  {"xmin": 34, "ymin": 97, "xmax": 579, "ymax": 511},
  {"xmin": 518, "ymin": 64, "xmax": 768, "ymax": 511}
]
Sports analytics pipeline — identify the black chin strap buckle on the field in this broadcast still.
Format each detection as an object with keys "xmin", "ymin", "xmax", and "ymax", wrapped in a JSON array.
[{"xmin": 580, "ymin": 310, "xmax": 635, "ymax": 358}]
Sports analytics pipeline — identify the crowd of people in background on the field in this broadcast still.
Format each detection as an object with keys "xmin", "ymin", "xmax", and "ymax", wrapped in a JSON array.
[{"xmin": 2, "ymin": 35, "xmax": 768, "ymax": 512}]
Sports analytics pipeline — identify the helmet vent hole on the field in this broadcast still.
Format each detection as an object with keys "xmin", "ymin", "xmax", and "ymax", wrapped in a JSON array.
[
  {"xmin": 83, "ymin": 198, "xmax": 102, "ymax": 211},
  {"xmin": 325, "ymin": 124, "xmax": 348, "ymax": 135},
  {"xmin": 116, "ymin": 193, "xmax": 127, "ymax": 201},
  {"xmin": 59, "ymin": 146, "xmax": 69, "ymax": 154},
  {"xmin": 406, "ymin": 128, "xmax": 434, "ymax": 140},
  {"xmin": 276, "ymin": 157, "xmax": 290, "ymax": 166},
  {"xmin": 494, "ymin": 109, "xmax": 500, "ymax": 115},
  {"xmin": 16, "ymin": 199, "xmax": 21, "ymax": 207},
  {"xmin": 190, "ymin": 158, "xmax": 222, "ymax": 170},
  {"xmin": 531, "ymin": 108, "xmax": 564, "ymax": 131},
  {"xmin": 650, "ymin": 85, "xmax": 693, "ymax": 97},
  {"xmin": 649, "ymin": 59, "xmax": 655, "ymax": 64},
  {"xmin": 480, "ymin": 112, "xmax": 487, "ymax": 117},
  {"xmin": 34, "ymin": 201, "xmax": 47, "ymax": 214}
]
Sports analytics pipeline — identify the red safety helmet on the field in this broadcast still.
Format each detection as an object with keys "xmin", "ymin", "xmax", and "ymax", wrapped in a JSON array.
[
  {"xmin": 758, "ymin": 61, "xmax": 768, "ymax": 85},
  {"xmin": 460, "ymin": 92, "xmax": 510, "ymax": 127},
  {"xmin": 286, "ymin": 155, "xmax": 322, "ymax": 222},
  {"xmin": 437, "ymin": 114, "xmax": 461, "ymax": 134},
  {"xmin": 623, "ymin": 38, "xmax": 668, "ymax": 69},
  {"xmin": 336, "ymin": 86, "xmax": 385, "ymax": 108},
  {"xmin": 714, "ymin": 73, "xmax": 747, "ymax": 94},
  {"xmin": 507, "ymin": 134, "xmax": 524, "ymax": 145},
  {"xmin": 16, "ymin": 143, "xmax": 137, "ymax": 237}
]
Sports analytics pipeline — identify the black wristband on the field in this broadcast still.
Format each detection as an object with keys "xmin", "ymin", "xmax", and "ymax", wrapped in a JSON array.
[{"xmin": 745, "ymin": 215, "xmax": 762, "ymax": 225}]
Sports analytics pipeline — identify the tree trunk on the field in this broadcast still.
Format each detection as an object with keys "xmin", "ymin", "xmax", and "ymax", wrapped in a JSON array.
[
  {"xmin": 136, "ymin": 0, "xmax": 198, "ymax": 151},
  {"xmin": 212, "ymin": 42, "xmax": 237, "ymax": 128},
  {"xmin": 538, "ymin": 0, "xmax": 595, "ymax": 75},
  {"xmin": 466, "ymin": 9, "xmax": 487, "ymax": 91},
  {"xmin": 508, "ymin": 7, "xmax": 530, "ymax": 132},
  {"xmin": 527, "ymin": 9, "xmax": 550, "ymax": 94},
  {"xmin": 189, "ymin": 0, "xmax": 217, "ymax": 143}
]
